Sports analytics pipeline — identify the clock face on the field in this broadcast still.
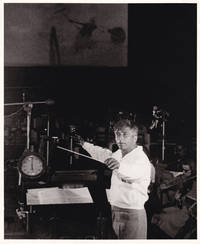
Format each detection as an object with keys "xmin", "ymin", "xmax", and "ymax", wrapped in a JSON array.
[{"xmin": 20, "ymin": 155, "xmax": 44, "ymax": 177}]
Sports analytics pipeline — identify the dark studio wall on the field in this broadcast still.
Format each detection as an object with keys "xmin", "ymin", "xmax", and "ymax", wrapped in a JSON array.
[
  {"xmin": 4, "ymin": 4, "xmax": 197, "ymax": 142},
  {"xmin": 128, "ymin": 4, "xmax": 197, "ymax": 140}
]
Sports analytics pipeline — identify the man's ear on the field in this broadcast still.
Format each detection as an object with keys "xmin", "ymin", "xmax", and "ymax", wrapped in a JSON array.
[{"xmin": 134, "ymin": 135, "xmax": 138, "ymax": 143}]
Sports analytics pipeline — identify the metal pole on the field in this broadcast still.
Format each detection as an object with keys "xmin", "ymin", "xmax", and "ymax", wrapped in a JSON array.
[
  {"xmin": 4, "ymin": 99, "xmax": 54, "ymax": 106},
  {"xmin": 25, "ymin": 104, "xmax": 33, "ymax": 150},
  {"xmin": 69, "ymin": 125, "xmax": 76, "ymax": 167},
  {"xmin": 46, "ymin": 116, "xmax": 50, "ymax": 165},
  {"xmin": 162, "ymin": 120, "xmax": 165, "ymax": 161},
  {"xmin": 26, "ymin": 108, "xmax": 31, "ymax": 150},
  {"xmin": 69, "ymin": 136, "xmax": 73, "ymax": 167}
]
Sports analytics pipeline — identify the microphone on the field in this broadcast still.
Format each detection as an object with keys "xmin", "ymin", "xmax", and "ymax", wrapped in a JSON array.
[
  {"xmin": 45, "ymin": 99, "xmax": 55, "ymax": 105},
  {"xmin": 29, "ymin": 99, "xmax": 55, "ymax": 105},
  {"xmin": 152, "ymin": 105, "xmax": 170, "ymax": 119}
]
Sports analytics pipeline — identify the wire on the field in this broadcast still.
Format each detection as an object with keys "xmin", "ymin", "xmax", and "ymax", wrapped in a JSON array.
[{"xmin": 5, "ymin": 106, "xmax": 24, "ymax": 118}]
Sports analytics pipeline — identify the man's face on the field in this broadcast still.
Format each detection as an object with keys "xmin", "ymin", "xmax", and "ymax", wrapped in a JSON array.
[{"xmin": 114, "ymin": 126, "xmax": 138, "ymax": 153}]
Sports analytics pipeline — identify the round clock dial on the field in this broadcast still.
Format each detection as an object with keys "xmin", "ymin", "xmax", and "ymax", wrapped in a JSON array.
[{"xmin": 18, "ymin": 152, "xmax": 46, "ymax": 179}]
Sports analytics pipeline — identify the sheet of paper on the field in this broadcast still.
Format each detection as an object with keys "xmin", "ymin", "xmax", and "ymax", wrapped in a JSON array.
[
  {"xmin": 26, "ymin": 187, "xmax": 93, "ymax": 205},
  {"xmin": 26, "ymin": 193, "xmax": 40, "ymax": 205},
  {"xmin": 27, "ymin": 187, "xmax": 60, "ymax": 205},
  {"xmin": 27, "ymin": 187, "xmax": 59, "ymax": 195}
]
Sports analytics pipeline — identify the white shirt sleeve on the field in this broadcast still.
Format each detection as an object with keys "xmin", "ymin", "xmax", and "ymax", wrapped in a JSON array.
[
  {"xmin": 119, "ymin": 160, "xmax": 151, "ymax": 180},
  {"xmin": 150, "ymin": 163, "xmax": 156, "ymax": 183},
  {"xmin": 82, "ymin": 142, "xmax": 112, "ymax": 163}
]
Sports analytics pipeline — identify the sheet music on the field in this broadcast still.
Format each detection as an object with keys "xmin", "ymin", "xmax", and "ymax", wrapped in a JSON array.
[
  {"xmin": 27, "ymin": 187, "xmax": 59, "ymax": 194},
  {"xmin": 26, "ymin": 187, "xmax": 93, "ymax": 205}
]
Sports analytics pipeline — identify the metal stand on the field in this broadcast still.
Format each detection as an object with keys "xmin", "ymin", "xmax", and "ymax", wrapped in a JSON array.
[
  {"xmin": 4, "ymin": 99, "xmax": 53, "ymax": 166},
  {"xmin": 69, "ymin": 136, "xmax": 73, "ymax": 166},
  {"xmin": 150, "ymin": 106, "xmax": 169, "ymax": 161},
  {"xmin": 46, "ymin": 115, "xmax": 50, "ymax": 166},
  {"xmin": 5, "ymin": 102, "xmax": 34, "ymax": 186},
  {"xmin": 5, "ymin": 99, "xmax": 54, "ymax": 233},
  {"xmin": 161, "ymin": 111, "xmax": 169, "ymax": 161},
  {"xmin": 69, "ymin": 125, "xmax": 76, "ymax": 167},
  {"xmin": 23, "ymin": 103, "xmax": 33, "ymax": 151},
  {"xmin": 161, "ymin": 120, "xmax": 165, "ymax": 161}
]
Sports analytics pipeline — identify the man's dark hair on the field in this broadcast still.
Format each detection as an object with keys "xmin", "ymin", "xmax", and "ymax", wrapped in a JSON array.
[{"xmin": 113, "ymin": 119, "xmax": 139, "ymax": 134}]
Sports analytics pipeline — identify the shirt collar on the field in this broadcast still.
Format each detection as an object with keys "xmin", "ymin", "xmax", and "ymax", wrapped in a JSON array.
[{"xmin": 118, "ymin": 145, "xmax": 143, "ymax": 158}]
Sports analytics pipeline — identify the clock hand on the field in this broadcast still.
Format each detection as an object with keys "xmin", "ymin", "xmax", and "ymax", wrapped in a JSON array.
[{"xmin": 31, "ymin": 157, "xmax": 33, "ymax": 171}]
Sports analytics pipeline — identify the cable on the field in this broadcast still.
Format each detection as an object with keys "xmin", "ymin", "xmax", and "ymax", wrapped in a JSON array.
[{"xmin": 5, "ymin": 106, "xmax": 24, "ymax": 118}]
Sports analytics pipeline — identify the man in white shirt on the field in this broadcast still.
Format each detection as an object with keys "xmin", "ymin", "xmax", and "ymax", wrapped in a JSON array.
[{"xmin": 79, "ymin": 119, "xmax": 151, "ymax": 239}]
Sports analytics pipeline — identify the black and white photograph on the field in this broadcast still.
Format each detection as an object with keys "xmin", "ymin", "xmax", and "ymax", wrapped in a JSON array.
[{"xmin": 3, "ymin": 1, "xmax": 198, "ymax": 240}]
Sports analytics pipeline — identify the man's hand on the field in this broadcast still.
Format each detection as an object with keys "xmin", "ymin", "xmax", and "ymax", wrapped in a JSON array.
[{"xmin": 104, "ymin": 158, "xmax": 120, "ymax": 170}]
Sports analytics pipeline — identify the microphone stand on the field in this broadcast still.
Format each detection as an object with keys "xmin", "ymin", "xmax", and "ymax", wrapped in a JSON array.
[
  {"xmin": 69, "ymin": 125, "xmax": 76, "ymax": 167},
  {"xmin": 161, "ymin": 111, "xmax": 169, "ymax": 161},
  {"xmin": 5, "ymin": 99, "xmax": 53, "ymax": 227},
  {"xmin": 150, "ymin": 106, "xmax": 169, "ymax": 162},
  {"xmin": 4, "ymin": 99, "xmax": 54, "ymax": 106},
  {"xmin": 4, "ymin": 99, "xmax": 54, "ymax": 183},
  {"xmin": 5, "ymin": 102, "xmax": 34, "ymax": 186},
  {"xmin": 23, "ymin": 103, "xmax": 33, "ymax": 151},
  {"xmin": 46, "ymin": 114, "xmax": 50, "ymax": 166},
  {"xmin": 162, "ymin": 118, "xmax": 165, "ymax": 161}
]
